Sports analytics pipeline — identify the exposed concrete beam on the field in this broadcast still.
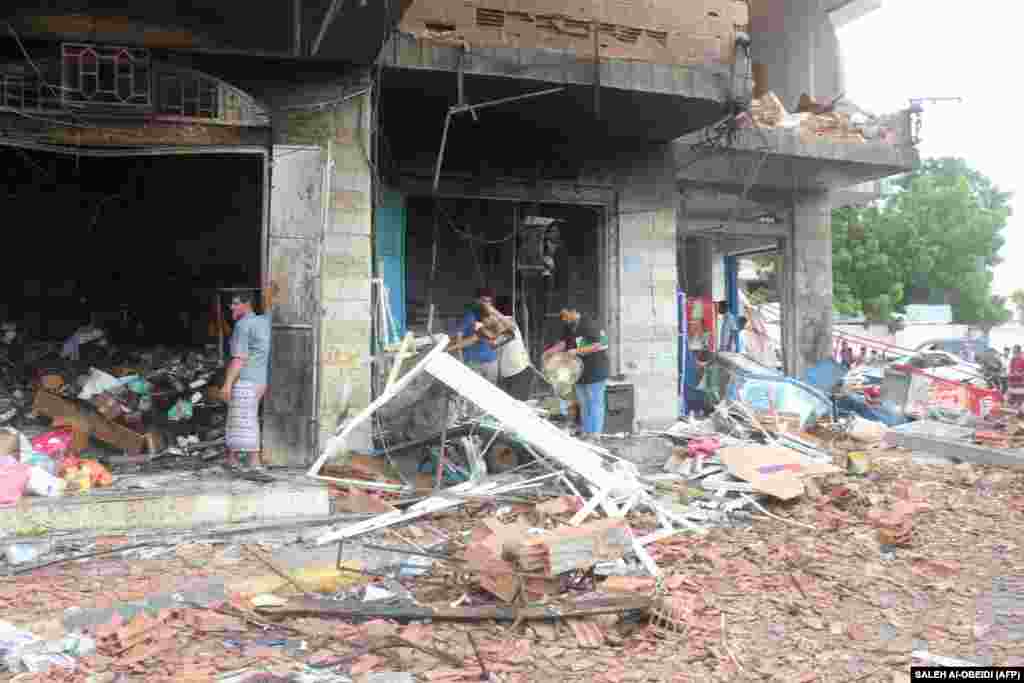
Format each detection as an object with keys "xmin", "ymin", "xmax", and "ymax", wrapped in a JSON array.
[
  {"xmin": 682, "ymin": 217, "xmax": 790, "ymax": 239},
  {"xmin": 382, "ymin": 33, "xmax": 731, "ymax": 103},
  {"xmin": 396, "ymin": 171, "xmax": 614, "ymax": 206}
]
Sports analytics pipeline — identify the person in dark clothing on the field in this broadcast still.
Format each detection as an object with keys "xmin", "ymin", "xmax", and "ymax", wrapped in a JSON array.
[{"xmin": 546, "ymin": 307, "xmax": 609, "ymax": 437}]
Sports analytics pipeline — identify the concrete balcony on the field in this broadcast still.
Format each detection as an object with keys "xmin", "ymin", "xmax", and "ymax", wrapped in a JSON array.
[
  {"xmin": 675, "ymin": 120, "xmax": 918, "ymax": 197},
  {"xmin": 380, "ymin": 32, "xmax": 743, "ymax": 146}
]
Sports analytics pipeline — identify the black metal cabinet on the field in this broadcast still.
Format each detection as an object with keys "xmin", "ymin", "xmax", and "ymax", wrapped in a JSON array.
[{"xmin": 604, "ymin": 383, "xmax": 634, "ymax": 434}]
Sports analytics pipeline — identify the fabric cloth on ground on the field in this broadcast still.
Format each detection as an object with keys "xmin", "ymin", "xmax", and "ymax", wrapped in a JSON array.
[
  {"xmin": 230, "ymin": 312, "xmax": 272, "ymax": 385},
  {"xmin": 227, "ymin": 381, "xmax": 263, "ymax": 453},
  {"xmin": 575, "ymin": 379, "xmax": 607, "ymax": 435}
]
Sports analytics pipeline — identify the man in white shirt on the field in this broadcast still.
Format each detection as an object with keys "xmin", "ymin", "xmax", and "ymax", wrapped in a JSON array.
[{"xmin": 479, "ymin": 297, "xmax": 532, "ymax": 401}]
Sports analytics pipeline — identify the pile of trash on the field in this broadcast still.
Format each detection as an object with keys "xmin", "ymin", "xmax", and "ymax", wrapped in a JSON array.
[
  {"xmin": 744, "ymin": 90, "xmax": 901, "ymax": 145},
  {"xmin": 0, "ymin": 321, "xmax": 229, "ymax": 506}
]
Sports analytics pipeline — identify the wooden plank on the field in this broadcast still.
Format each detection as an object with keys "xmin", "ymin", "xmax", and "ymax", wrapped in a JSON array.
[{"xmin": 257, "ymin": 594, "xmax": 653, "ymax": 622}]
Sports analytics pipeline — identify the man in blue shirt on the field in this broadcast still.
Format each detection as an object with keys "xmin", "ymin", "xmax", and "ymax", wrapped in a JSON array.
[
  {"xmin": 219, "ymin": 291, "xmax": 271, "ymax": 471},
  {"xmin": 448, "ymin": 287, "xmax": 499, "ymax": 383}
]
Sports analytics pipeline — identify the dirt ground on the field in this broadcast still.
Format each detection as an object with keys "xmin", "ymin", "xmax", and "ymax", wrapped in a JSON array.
[{"xmin": 2, "ymin": 446, "xmax": 1023, "ymax": 683}]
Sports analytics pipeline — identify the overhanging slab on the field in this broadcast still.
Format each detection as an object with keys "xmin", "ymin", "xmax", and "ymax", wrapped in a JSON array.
[
  {"xmin": 382, "ymin": 33, "xmax": 733, "ymax": 143},
  {"xmin": 675, "ymin": 127, "xmax": 919, "ymax": 194}
]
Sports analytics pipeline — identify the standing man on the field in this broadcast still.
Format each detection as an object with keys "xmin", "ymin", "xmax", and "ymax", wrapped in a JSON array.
[
  {"xmin": 482, "ymin": 296, "xmax": 532, "ymax": 401},
  {"xmin": 449, "ymin": 287, "xmax": 499, "ymax": 384},
  {"xmin": 547, "ymin": 307, "xmax": 609, "ymax": 438},
  {"xmin": 735, "ymin": 316, "xmax": 748, "ymax": 354},
  {"xmin": 219, "ymin": 291, "xmax": 271, "ymax": 471},
  {"xmin": 717, "ymin": 301, "xmax": 738, "ymax": 353}
]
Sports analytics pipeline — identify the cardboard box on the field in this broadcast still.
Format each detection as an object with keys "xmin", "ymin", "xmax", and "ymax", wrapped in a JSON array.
[{"xmin": 33, "ymin": 389, "xmax": 148, "ymax": 455}]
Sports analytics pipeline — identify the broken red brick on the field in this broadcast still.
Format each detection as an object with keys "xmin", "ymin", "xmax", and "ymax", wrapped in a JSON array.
[
  {"xmin": 535, "ymin": 496, "xmax": 583, "ymax": 516},
  {"xmin": 515, "ymin": 518, "xmax": 631, "ymax": 576},
  {"xmin": 911, "ymin": 558, "xmax": 960, "ymax": 580},
  {"xmin": 350, "ymin": 654, "xmax": 384, "ymax": 675},
  {"xmin": 331, "ymin": 486, "xmax": 398, "ymax": 514},
  {"xmin": 567, "ymin": 617, "xmax": 605, "ymax": 649},
  {"xmin": 846, "ymin": 623, "xmax": 868, "ymax": 641},
  {"xmin": 601, "ymin": 576, "xmax": 656, "ymax": 593}
]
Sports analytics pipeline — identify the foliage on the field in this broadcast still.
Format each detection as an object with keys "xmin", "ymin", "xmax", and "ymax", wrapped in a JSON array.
[
  {"xmin": 832, "ymin": 157, "xmax": 1012, "ymax": 325},
  {"xmin": 1010, "ymin": 290, "xmax": 1024, "ymax": 325}
]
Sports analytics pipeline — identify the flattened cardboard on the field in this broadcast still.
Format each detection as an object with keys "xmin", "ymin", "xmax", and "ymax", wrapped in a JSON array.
[
  {"xmin": 33, "ymin": 389, "xmax": 148, "ymax": 455},
  {"xmin": 718, "ymin": 445, "xmax": 839, "ymax": 500}
]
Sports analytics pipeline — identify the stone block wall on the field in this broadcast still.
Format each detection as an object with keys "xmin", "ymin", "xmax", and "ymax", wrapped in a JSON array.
[{"xmin": 612, "ymin": 145, "xmax": 681, "ymax": 429}]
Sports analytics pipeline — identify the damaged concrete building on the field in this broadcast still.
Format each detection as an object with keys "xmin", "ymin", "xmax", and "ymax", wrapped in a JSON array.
[{"xmin": 0, "ymin": 0, "xmax": 918, "ymax": 466}]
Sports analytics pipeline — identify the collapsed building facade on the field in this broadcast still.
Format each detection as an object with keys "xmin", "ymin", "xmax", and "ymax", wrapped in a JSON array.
[{"xmin": 0, "ymin": 0, "xmax": 918, "ymax": 466}]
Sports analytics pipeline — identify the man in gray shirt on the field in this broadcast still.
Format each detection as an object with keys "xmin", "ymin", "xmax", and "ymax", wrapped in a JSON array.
[{"xmin": 220, "ymin": 291, "xmax": 271, "ymax": 470}]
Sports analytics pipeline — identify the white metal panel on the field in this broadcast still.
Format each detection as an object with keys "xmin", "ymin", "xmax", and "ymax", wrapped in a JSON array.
[{"xmin": 265, "ymin": 145, "xmax": 325, "ymax": 465}]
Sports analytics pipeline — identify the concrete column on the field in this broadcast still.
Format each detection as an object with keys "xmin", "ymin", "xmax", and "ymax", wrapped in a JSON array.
[
  {"xmin": 614, "ymin": 145, "xmax": 680, "ymax": 429},
  {"xmin": 273, "ymin": 84, "xmax": 374, "ymax": 452},
  {"xmin": 782, "ymin": 191, "xmax": 833, "ymax": 377}
]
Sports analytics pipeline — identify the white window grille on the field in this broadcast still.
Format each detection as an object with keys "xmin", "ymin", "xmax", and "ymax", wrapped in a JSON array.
[{"xmin": 61, "ymin": 43, "xmax": 151, "ymax": 107}]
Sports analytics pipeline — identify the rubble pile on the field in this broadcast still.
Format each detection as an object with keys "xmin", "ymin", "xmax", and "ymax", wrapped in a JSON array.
[
  {"xmin": 0, "ymin": 320, "xmax": 229, "ymax": 506},
  {"xmin": 745, "ymin": 90, "xmax": 901, "ymax": 144},
  {"xmin": 3, "ymin": 335, "xmax": 1024, "ymax": 679}
]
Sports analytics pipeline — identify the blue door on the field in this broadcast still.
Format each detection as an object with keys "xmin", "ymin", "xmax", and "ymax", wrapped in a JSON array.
[{"xmin": 375, "ymin": 189, "xmax": 406, "ymax": 342}]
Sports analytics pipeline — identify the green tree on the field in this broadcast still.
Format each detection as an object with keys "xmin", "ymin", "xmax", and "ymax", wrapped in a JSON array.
[
  {"xmin": 832, "ymin": 157, "xmax": 1012, "ymax": 324},
  {"xmin": 1011, "ymin": 289, "xmax": 1024, "ymax": 324}
]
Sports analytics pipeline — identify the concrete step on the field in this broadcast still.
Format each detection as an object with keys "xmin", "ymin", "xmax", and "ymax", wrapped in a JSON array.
[{"xmin": 0, "ymin": 469, "xmax": 332, "ymax": 535}]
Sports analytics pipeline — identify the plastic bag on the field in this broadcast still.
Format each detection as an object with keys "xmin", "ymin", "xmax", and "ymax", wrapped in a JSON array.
[
  {"xmin": 167, "ymin": 398, "xmax": 193, "ymax": 422},
  {"xmin": 78, "ymin": 368, "xmax": 120, "ymax": 400},
  {"xmin": 62, "ymin": 466, "xmax": 91, "ymax": 493},
  {"xmin": 30, "ymin": 429, "xmax": 74, "ymax": 458},
  {"xmin": 21, "ymin": 452, "xmax": 57, "ymax": 476},
  {"xmin": 78, "ymin": 460, "xmax": 113, "ymax": 488},
  {"xmin": 26, "ymin": 466, "xmax": 65, "ymax": 497},
  {"xmin": 0, "ymin": 463, "xmax": 31, "ymax": 506},
  {"xmin": 56, "ymin": 454, "xmax": 82, "ymax": 478}
]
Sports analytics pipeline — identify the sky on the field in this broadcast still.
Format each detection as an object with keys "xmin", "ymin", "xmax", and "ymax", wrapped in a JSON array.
[{"xmin": 837, "ymin": 0, "xmax": 1023, "ymax": 297}]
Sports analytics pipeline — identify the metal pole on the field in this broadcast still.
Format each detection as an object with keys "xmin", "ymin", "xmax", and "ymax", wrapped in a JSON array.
[
  {"xmin": 293, "ymin": 0, "xmax": 303, "ymax": 56},
  {"xmin": 459, "ymin": 86, "xmax": 565, "ymax": 114},
  {"xmin": 434, "ymin": 393, "xmax": 448, "ymax": 493},
  {"xmin": 512, "ymin": 203, "xmax": 518, "ymax": 326},
  {"xmin": 432, "ymin": 109, "xmax": 453, "ymax": 195}
]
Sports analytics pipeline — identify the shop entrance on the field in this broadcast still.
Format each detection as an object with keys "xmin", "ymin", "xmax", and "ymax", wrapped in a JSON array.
[
  {"xmin": 0, "ymin": 142, "xmax": 325, "ymax": 469},
  {"xmin": 401, "ymin": 196, "xmax": 609, "ymax": 371}
]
